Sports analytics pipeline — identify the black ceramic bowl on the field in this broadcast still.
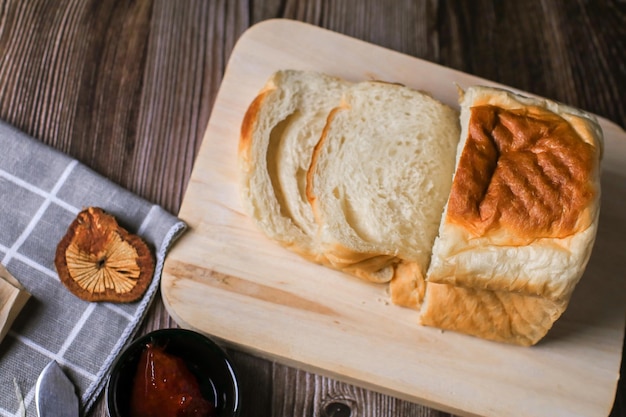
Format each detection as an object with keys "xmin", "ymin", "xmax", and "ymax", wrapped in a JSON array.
[{"xmin": 106, "ymin": 328, "xmax": 240, "ymax": 417}]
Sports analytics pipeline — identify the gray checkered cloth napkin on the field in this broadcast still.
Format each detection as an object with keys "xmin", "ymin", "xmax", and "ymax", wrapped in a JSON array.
[{"xmin": 0, "ymin": 121, "xmax": 187, "ymax": 416}]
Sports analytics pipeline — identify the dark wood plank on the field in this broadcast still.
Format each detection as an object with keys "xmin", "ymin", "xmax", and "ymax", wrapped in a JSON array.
[
  {"xmin": 0, "ymin": 0, "xmax": 623, "ymax": 416},
  {"xmin": 436, "ymin": 0, "xmax": 626, "ymax": 124}
]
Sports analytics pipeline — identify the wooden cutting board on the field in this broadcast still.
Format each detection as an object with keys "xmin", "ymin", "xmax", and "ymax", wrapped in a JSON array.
[{"xmin": 161, "ymin": 19, "xmax": 626, "ymax": 417}]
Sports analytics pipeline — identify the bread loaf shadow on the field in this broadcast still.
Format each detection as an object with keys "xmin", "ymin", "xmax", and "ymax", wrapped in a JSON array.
[{"xmin": 542, "ymin": 169, "xmax": 626, "ymax": 344}]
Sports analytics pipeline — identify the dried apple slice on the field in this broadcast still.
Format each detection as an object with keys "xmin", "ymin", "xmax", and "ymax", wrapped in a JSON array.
[{"xmin": 55, "ymin": 207, "xmax": 155, "ymax": 303}]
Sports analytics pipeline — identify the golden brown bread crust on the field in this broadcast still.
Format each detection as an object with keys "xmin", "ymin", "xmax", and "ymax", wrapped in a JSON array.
[
  {"xmin": 422, "ymin": 86, "xmax": 603, "ymax": 345},
  {"xmin": 305, "ymin": 104, "xmax": 343, "ymax": 215},
  {"xmin": 419, "ymin": 282, "xmax": 568, "ymax": 346},
  {"xmin": 389, "ymin": 261, "xmax": 426, "ymax": 310},
  {"xmin": 447, "ymin": 104, "xmax": 596, "ymax": 240},
  {"xmin": 427, "ymin": 87, "xmax": 603, "ymax": 301},
  {"xmin": 239, "ymin": 86, "xmax": 274, "ymax": 160}
]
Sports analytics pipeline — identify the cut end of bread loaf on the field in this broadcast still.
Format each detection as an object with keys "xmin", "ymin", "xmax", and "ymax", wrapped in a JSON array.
[{"xmin": 307, "ymin": 80, "xmax": 460, "ymax": 285}]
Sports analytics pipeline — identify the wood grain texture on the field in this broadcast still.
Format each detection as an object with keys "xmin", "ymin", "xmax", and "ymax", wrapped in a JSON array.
[{"xmin": 0, "ymin": 0, "xmax": 623, "ymax": 416}]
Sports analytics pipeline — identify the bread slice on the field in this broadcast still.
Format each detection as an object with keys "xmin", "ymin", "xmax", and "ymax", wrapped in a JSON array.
[
  {"xmin": 421, "ymin": 86, "xmax": 603, "ymax": 345},
  {"xmin": 238, "ymin": 70, "xmax": 349, "ymax": 262},
  {"xmin": 306, "ymin": 81, "xmax": 460, "ymax": 287}
]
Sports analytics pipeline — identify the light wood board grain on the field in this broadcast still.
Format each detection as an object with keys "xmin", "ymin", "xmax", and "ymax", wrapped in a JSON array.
[{"xmin": 161, "ymin": 19, "xmax": 626, "ymax": 417}]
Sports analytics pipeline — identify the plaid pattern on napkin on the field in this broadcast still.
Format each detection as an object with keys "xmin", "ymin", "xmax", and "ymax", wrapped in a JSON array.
[{"xmin": 0, "ymin": 121, "xmax": 187, "ymax": 416}]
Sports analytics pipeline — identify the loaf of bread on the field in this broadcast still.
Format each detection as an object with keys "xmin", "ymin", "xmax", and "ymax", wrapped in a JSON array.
[
  {"xmin": 238, "ymin": 71, "xmax": 603, "ymax": 346},
  {"xmin": 421, "ymin": 86, "xmax": 603, "ymax": 345}
]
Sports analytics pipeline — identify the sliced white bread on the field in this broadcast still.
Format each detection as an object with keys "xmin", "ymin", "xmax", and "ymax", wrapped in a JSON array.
[
  {"xmin": 238, "ymin": 70, "xmax": 349, "ymax": 262},
  {"xmin": 239, "ymin": 73, "xmax": 603, "ymax": 345},
  {"xmin": 421, "ymin": 85, "xmax": 603, "ymax": 345},
  {"xmin": 306, "ymin": 81, "xmax": 460, "ymax": 288}
]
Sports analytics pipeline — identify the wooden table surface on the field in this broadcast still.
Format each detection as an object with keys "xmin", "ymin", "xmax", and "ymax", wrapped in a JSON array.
[{"xmin": 0, "ymin": 1, "xmax": 624, "ymax": 416}]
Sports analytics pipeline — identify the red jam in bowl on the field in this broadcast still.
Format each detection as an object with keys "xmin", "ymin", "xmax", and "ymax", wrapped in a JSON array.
[{"xmin": 129, "ymin": 343, "xmax": 216, "ymax": 417}]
